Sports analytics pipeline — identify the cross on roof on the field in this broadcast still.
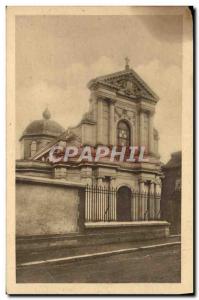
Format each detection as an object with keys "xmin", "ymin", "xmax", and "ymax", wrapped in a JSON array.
[{"xmin": 125, "ymin": 57, "xmax": 130, "ymax": 70}]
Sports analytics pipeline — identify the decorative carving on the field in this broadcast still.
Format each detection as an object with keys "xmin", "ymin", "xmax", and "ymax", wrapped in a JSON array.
[
  {"xmin": 114, "ymin": 106, "xmax": 136, "ymax": 126},
  {"xmin": 155, "ymin": 177, "xmax": 162, "ymax": 187},
  {"xmin": 88, "ymin": 67, "xmax": 159, "ymax": 102},
  {"xmin": 102, "ymin": 72, "xmax": 154, "ymax": 99}
]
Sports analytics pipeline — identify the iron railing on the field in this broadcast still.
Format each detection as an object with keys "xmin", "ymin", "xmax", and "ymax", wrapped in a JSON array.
[{"xmin": 85, "ymin": 184, "xmax": 161, "ymax": 222}]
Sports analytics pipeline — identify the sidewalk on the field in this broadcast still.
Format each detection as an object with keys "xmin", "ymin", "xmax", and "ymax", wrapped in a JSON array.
[{"xmin": 17, "ymin": 235, "xmax": 180, "ymax": 267}]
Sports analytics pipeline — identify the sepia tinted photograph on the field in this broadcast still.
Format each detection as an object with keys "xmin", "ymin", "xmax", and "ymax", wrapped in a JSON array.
[{"xmin": 6, "ymin": 6, "xmax": 193, "ymax": 294}]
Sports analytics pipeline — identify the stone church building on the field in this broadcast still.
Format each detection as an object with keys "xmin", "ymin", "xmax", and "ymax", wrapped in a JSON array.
[{"xmin": 16, "ymin": 61, "xmax": 169, "ymax": 246}]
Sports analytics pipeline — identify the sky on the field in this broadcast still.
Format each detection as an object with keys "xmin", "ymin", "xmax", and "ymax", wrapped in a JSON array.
[{"xmin": 16, "ymin": 13, "xmax": 185, "ymax": 162}]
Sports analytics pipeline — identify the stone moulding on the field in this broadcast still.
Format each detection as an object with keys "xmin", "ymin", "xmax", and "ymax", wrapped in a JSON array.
[
  {"xmin": 16, "ymin": 174, "xmax": 86, "ymax": 188},
  {"xmin": 85, "ymin": 221, "xmax": 170, "ymax": 229}
]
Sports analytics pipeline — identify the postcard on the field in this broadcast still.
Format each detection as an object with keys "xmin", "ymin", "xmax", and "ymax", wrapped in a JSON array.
[{"xmin": 6, "ymin": 6, "xmax": 193, "ymax": 294}]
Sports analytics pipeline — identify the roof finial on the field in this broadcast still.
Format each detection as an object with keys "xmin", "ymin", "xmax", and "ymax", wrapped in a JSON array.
[
  {"xmin": 125, "ymin": 57, "xmax": 130, "ymax": 70},
  {"xmin": 43, "ymin": 107, "xmax": 51, "ymax": 120}
]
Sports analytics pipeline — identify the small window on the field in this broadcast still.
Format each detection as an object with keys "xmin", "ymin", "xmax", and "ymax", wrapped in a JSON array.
[
  {"xmin": 30, "ymin": 141, "xmax": 37, "ymax": 157},
  {"xmin": 117, "ymin": 121, "xmax": 130, "ymax": 146}
]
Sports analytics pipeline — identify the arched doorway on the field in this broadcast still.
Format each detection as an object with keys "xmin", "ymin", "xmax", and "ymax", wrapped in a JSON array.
[{"xmin": 116, "ymin": 186, "xmax": 132, "ymax": 221}]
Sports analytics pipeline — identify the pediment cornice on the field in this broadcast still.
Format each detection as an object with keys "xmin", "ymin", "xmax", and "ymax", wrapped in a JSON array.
[{"xmin": 88, "ymin": 68, "xmax": 159, "ymax": 103}]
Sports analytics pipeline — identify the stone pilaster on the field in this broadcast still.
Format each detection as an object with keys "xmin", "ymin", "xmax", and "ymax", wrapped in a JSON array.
[
  {"xmin": 110, "ymin": 177, "xmax": 117, "ymax": 221},
  {"xmin": 139, "ymin": 110, "xmax": 145, "ymax": 147},
  {"xmin": 97, "ymin": 177, "xmax": 103, "ymax": 185},
  {"xmin": 150, "ymin": 182, "xmax": 155, "ymax": 219},
  {"xmin": 139, "ymin": 180, "xmax": 146, "ymax": 221},
  {"xmin": 155, "ymin": 181, "xmax": 161, "ymax": 219},
  {"xmin": 149, "ymin": 112, "xmax": 154, "ymax": 155},
  {"xmin": 109, "ymin": 100, "xmax": 115, "ymax": 145},
  {"xmin": 132, "ymin": 191, "xmax": 136, "ymax": 221},
  {"xmin": 97, "ymin": 98, "xmax": 103, "ymax": 144}
]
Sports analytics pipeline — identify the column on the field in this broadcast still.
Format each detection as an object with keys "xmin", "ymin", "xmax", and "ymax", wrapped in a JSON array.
[
  {"xmin": 109, "ymin": 177, "xmax": 116, "ymax": 221},
  {"xmin": 149, "ymin": 112, "xmax": 154, "ymax": 155},
  {"xmin": 81, "ymin": 123, "xmax": 85, "ymax": 144},
  {"xmin": 150, "ymin": 182, "xmax": 155, "ymax": 220},
  {"xmin": 132, "ymin": 190, "xmax": 136, "ymax": 221},
  {"xmin": 139, "ymin": 180, "xmax": 145, "ymax": 220},
  {"xmin": 97, "ymin": 177, "xmax": 103, "ymax": 186},
  {"xmin": 96, "ymin": 177, "xmax": 102, "ymax": 221},
  {"xmin": 139, "ymin": 110, "xmax": 145, "ymax": 147},
  {"xmin": 97, "ymin": 98, "xmax": 103, "ymax": 144},
  {"xmin": 109, "ymin": 100, "xmax": 115, "ymax": 145},
  {"xmin": 155, "ymin": 182, "xmax": 161, "ymax": 219}
]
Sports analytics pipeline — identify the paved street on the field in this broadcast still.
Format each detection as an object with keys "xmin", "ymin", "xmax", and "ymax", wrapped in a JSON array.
[
  {"xmin": 17, "ymin": 244, "xmax": 181, "ymax": 283},
  {"xmin": 16, "ymin": 235, "xmax": 180, "ymax": 264}
]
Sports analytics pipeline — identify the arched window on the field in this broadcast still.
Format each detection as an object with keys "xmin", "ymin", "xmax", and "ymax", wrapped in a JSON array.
[
  {"xmin": 30, "ymin": 141, "xmax": 37, "ymax": 157},
  {"xmin": 117, "ymin": 120, "xmax": 130, "ymax": 146}
]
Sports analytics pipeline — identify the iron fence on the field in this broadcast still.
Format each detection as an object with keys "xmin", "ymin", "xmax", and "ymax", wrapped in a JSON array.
[{"xmin": 85, "ymin": 184, "xmax": 161, "ymax": 222}]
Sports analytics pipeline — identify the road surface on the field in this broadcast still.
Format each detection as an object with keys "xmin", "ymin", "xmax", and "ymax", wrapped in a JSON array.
[{"xmin": 16, "ymin": 244, "xmax": 181, "ymax": 283}]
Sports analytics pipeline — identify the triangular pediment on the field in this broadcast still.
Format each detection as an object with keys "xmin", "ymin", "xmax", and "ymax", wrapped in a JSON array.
[{"xmin": 88, "ymin": 68, "xmax": 159, "ymax": 102}]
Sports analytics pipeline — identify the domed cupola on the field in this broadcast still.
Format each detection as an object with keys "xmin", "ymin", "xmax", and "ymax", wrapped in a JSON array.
[{"xmin": 20, "ymin": 108, "xmax": 65, "ymax": 159}]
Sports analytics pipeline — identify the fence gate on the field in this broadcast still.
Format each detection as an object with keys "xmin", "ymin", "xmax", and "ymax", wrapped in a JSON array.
[{"xmin": 116, "ymin": 186, "xmax": 131, "ymax": 221}]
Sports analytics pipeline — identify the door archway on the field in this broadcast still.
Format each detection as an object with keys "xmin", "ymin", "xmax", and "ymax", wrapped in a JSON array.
[{"xmin": 116, "ymin": 186, "xmax": 132, "ymax": 221}]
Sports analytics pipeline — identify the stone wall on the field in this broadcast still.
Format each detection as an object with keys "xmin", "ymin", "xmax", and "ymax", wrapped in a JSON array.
[
  {"xmin": 16, "ymin": 176, "xmax": 85, "ymax": 236},
  {"xmin": 16, "ymin": 221, "xmax": 170, "ymax": 252}
]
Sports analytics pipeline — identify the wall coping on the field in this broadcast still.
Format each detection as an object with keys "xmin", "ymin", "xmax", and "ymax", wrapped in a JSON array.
[
  {"xmin": 16, "ymin": 174, "xmax": 86, "ymax": 188},
  {"xmin": 85, "ymin": 221, "xmax": 170, "ymax": 228}
]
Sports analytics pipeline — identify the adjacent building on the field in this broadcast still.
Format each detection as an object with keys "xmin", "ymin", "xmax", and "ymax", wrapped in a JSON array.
[{"xmin": 161, "ymin": 151, "xmax": 181, "ymax": 234}]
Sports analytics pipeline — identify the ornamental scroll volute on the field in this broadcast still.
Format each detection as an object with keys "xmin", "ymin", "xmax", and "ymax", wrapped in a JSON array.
[{"xmin": 114, "ymin": 107, "xmax": 136, "ymax": 126}]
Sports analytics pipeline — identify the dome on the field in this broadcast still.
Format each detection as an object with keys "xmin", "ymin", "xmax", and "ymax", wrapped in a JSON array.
[{"xmin": 20, "ymin": 109, "xmax": 65, "ymax": 140}]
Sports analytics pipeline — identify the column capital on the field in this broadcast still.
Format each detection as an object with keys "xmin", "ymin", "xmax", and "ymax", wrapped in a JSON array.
[
  {"xmin": 138, "ymin": 107, "xmax": 155, "ymax": 115},
  {"xmin": 138, "ymin": 178, "xmax": 155, "ymax": 184},
  {"xmin": 97, "ymin": 176, "xmax": 104, "ymax": 179},
  {"xmin": 138, "ymin": 178, "xmax": 149, "ymax": 184},
  {"xmin": 97, "ymin": 96, "xmax": 105, "ymax": 102},
  {"xmin": 138, "ymin": 179, "xmax": 145, "ymax": 184},
  {"xmin": 109, "ymin": 98, "xmax": 116, "ymax": 105},
  {"xmin": 99, "ymin": 96, "xmax": 116, "ymax": 105},
  {"xmin": 149, "ymin": 110, "xmax": 155, "ymax": 116}
]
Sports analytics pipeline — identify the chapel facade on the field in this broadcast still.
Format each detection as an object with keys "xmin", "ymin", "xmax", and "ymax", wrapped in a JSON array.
[
  {"xmin": 26, "ymin": 62, "xmax": 162, "ymax": 190},
  {"xmin": 16, "ymin": 61, "xmax": 165, "ymax": 233}
]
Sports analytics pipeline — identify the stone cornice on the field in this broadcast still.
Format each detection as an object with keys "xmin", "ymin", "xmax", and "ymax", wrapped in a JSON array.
[
  {"xmin": 16, "ymin": 174, "xmax": 86, "ymax": 188},
  {"xmin": 94, "ymin": 81, "xmax": 157, "ymax": 102},
  {"xmin": 16, "ymin": 160, "xmax": 52, "ymax": 169},
  {"xmin": 88, "ymin": 68, "xmax": 159, "ymax": 103},
  {"xmin": 93, "ymin": 89, "xmax": 117, "ymax": 103},
  {"xmin": 91, "ymin": 83, "xmax": 158, "ymax": 106},
  {"xmin": 138, "ymin": 103, "xmax": 155, "ymax": 115},
  {"xmin": 19, "ymin": 133, "xmax": 58, "ymax": 142}
]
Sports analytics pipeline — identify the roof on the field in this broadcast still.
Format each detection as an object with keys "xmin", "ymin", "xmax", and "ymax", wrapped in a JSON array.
[
  {"xmin": 163, "ymin": 151, "xmax": 182, "ymax": 169},
  {"xmin": 20, "ymin": 108, "xmax": 65, "ymax": 140},
  {"xmin": 87, "ymin": 66, "xmax": 159, "ymax": 102}
]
